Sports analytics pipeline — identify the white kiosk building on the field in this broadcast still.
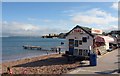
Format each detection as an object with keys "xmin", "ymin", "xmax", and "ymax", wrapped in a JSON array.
[
  {"xmin": 66, "ymin": 25, "xmax": 115, "ymax": 56},
  {"xmin": 66, "ymin": 25, "xmax": 94, "ymax": 56}
]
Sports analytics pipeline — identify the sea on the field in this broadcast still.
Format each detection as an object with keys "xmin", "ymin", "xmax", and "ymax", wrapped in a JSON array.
[{"xmin": 2, "ymin": 37, "xmax": 66, "ymax": 62}]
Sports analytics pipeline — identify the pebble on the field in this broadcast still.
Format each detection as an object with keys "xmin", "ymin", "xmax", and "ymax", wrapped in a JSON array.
[{"xmin": 2, "ymin": 54, "xmax": 81, "ymax": 74}]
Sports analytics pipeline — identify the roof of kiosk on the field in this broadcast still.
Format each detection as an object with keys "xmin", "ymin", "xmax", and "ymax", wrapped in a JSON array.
[{"xmin": 65, "ymin": 25, "xmax": 94, "ymax": 37}]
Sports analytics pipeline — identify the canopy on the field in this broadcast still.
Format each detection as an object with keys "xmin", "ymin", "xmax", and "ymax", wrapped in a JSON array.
[{"xmin": 95, "ymin": 35, "xmax": 114, "ymax": 42}]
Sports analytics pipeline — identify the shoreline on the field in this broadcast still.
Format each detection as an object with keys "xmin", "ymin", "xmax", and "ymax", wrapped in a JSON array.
[
  {"xmin": 2, "ymin": 48, "xmax": 65, "ymax": 63},
  {"xmin": 1, "ymin": 53, "xmax": 81, "ymax": 74},
  {"xmin": 2, "ymin": 52, "xmax": 61, "ymax": 63},
  {"xmin": 2, "ymin": 52, "xmax": 62, "ymax": 63}
]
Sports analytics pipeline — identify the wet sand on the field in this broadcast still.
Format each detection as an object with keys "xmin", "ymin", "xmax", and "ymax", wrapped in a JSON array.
[{"xmin": 1, "ymin": 53, "xmax": 81, "ymax": 74}]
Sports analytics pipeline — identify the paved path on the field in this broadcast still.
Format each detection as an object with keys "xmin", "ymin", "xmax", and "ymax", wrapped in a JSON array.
[{"xmin": 68, "ymin": 49, "xmax": 119, "ymax": 74}]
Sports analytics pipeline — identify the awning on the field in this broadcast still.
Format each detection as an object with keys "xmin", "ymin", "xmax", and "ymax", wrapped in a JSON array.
[
  {"xmin": 95, "ymin": 36, "xmax": 105, "ymax": 42},
  {"xmin": 95, "ymin": 35, "xmax": 114, "ymax": 42}
]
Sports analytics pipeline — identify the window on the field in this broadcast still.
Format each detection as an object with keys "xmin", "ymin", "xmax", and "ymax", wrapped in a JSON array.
[
  {"xmin": 69, "ymin": 39, "xmax": 74, "ymax": 48},
  {"xmin": 74, "ymin": 49, "xmax": 78, "ymax": 55},
  {"xmin": 84, "ymin": 50, "xmax": 87, "ymax": 56},
  {"xmin": 79, "ymin": 40, "xmax": 82, "ymax": 45},
  {"xmin": 82, "ymin": 37, "xmax": 87, "ymax": 42},
  {"xmin": 88, "ymin": 36, "xmax": 89, "ymax": 39},
  {"xmin": 75, "ymin": 40, "xmax": 78, "ymax": 47},
  {"xmin": 83, "ymin": 50, "xmax": 89, "ymax": 56},
  {"xmin": 79, "ymin": 49, "xmax": 83, "ymax": 55}
]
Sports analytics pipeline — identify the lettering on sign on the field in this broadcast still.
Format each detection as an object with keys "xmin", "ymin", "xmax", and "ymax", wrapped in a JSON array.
[
  {"xmin": 91, "ymin": 28, "xmax": 102, "ymax": 34},
  {"xmin": 74, "ymin": 29, "xmax": 82, "ymax": 32},
  {"xmin": 70, "ymin": 29, "xmax": 83, "ymax": 34}
]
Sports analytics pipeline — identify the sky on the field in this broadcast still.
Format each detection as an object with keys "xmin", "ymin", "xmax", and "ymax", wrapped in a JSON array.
[
  {"xmin": 2, "ymin": 0, "xmax": 119, "ymax": 2},
  {"xmin": 2, "ymin": 2, "xmax": 118, "ymax": 37}
]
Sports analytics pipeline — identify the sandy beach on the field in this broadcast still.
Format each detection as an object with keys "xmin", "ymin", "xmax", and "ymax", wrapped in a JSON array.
[{"xmin": 1, "ymin": 53, "xmax": 81, "ymax": 74}]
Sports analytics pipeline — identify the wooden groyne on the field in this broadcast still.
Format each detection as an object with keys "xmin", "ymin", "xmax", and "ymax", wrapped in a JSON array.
[
  {"xmin": 23, "ymin": 45, "xmax": 64, "ymax": 54},
  {"xmin": 23, "ymin": 45, "xmax": 42, "ymax": 50}
]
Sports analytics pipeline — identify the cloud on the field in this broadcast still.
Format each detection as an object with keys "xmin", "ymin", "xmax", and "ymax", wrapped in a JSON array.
[
  {"xmin": 70, "ymin": 8, "xmax": 118, "ymax": 25},
  {"xmin": 111, "ymin": 2, "xmax": 118, "ymax": 10},
  {"xmin": 62, "ymin": 10, "xmax": 75, "ymax": 13},
  {"xmin": 3, "ymin": 21, "xmax": 39, "ymax": 31},
  {"xmin": 27, "ymin": 17, "xmax": 37, "ymax": 21},
  {"xmin": 2, "ymin": 21, "xmax": 40, "ymax": 36},
  {"xmin": 2, "ymin": 7, "xmax": 117, "ymax": 37},
  {"xmin": 27, "ymin": 17, "xmax": 52, "ymax": 23},
  {"xmin": 101, "ymin": 25, "xmax": 118, "ymax": 32},
  {"xmin": 2, "ymin": 21, "xmax": 67, "ymax": 36}
]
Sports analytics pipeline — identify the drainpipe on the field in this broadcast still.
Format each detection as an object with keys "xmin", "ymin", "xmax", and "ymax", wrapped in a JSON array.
[{"xmin": 93, "ymin": 38, "xmax": 95, "ymax": 54}]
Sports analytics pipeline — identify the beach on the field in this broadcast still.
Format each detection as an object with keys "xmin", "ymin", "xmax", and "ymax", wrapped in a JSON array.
[{"xmin": 1, "ymin": 53, "xmax": 81, "ymax": 74}]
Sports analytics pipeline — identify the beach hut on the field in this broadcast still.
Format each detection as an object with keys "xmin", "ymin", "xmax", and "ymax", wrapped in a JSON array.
[{"xmin": 65, "ymin": 25, "xmax": 94, "ymax": 57}]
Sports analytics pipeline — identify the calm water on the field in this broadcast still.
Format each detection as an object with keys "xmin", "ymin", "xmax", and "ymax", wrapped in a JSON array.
[{"xmin": 2, "ymin": 37, "xmax": 66, "ymax": 62}]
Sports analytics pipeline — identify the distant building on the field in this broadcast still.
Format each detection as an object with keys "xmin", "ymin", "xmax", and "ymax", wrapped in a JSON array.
[
  {"xmin": 41, "ymin": 34, "xmax": 59, "ymax": 38},
  {"xmin": 108, "ymin": 30, "xmax": 120, "ymax": 44}
]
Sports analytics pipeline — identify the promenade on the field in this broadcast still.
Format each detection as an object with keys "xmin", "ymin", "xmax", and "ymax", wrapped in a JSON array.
[{"xmin": 68, "ymin": 48, "xmax": 119, "ymax": 74}]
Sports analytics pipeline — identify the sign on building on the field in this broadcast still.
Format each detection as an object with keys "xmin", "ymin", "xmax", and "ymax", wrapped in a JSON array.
[{"xmin": 91, "ymin": 28, "xmax": 102, "ymax": 34}]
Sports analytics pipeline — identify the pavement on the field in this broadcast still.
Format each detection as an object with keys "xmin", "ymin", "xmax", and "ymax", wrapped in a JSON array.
[{"xmin": 67, "ymin": 48, "xmax": 120, "ymax": 74}]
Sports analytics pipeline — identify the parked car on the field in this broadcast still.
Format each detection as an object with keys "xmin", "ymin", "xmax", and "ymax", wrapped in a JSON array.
[
  {"xmin": 107, "ymin": 48, "xmax": 113, "ymax": 52},
  {"xmin": 118, "ymin": 43, "xmax": 120, "ymax": 48},
  {"xmin": 107, "ymin": 46, "xmax": 113, "ymax": 52}
]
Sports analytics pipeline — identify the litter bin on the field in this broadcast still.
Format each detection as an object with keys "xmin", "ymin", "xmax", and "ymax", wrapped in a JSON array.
[{"xmin": 90, "ymin": 53, "xmax": 97, "ymax": 66}]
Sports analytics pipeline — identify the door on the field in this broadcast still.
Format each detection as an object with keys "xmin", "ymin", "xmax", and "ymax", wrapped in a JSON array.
[{"xmin": 69, "ymin": 39, "xmax": 74, "ymax": 55}]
